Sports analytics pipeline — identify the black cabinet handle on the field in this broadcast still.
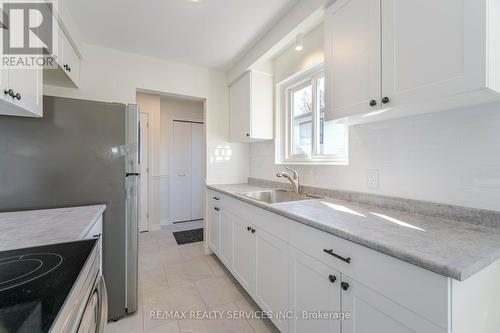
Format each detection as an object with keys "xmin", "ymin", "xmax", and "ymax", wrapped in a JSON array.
[
  {"xmin": 246, "ymin": 133, "xmax": 250, "ymax": 137},
  {"xmin": 214, "ymin": 207, "xmax": 220, "ymax": 211},
  {"xmin": 382, "ymin": 96, "xmax": 390, "ymax": 104},
  {"xmin": 323, "ymin": 249, "xmax": 351, "ymax": 264},
  {"xmin": 93, "ymin": 233, "xmax": 101, "ymax": 238},
  {"xmin": 369, "ymin": 99, "xmax": 377, "ymax": 107},
  {"xmin": 247, "ymin": 226, "xmax": 252, "ymax": 231},
  {"xmin": 328, "ymin": 275, "xmax": 337, "ymax": 283},
  {"xmin": 15, "ymin": 92, "xmax": 21, "ymax": 100},
  {"xmin": 213, "ymin": 197, "xmax": 220, "ymax": 201},
  {"xmin": 4, "ymin": 89, "xmax": 13, "ymax": 97},
  {"xmin": 341, "ymin": 282, "xmax": 349, "ymax": 291},
  {"xmin": 251, "ymin": 228, "xmax": 256, "ymax": 234}
]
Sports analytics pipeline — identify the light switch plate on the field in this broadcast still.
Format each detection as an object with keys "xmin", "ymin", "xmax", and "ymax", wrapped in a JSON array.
[{"xmin": 367, "ymin": 169, "xmax": 379, "ymax": 190}]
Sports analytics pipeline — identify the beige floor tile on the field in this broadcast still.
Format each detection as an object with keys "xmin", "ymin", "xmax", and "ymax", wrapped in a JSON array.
[
  {"xmin": 178, "ymin": 302, "xmax": 254, "ymax": 333},
  {"xmin": 204, "ymin": 255, "xmax": 227, "ymax": 277},
  {"xmin": 143, "ymin": 283, "xmax": 206, "ymax": 330},
  {"xmin": 195, "ymin": 276, "xmax": 245, "ymax": 308},
  {"xmin": 143, "ymin": 320, "xmax": 180, "ymax": 333},
  {"xmin": 141, "ymin": 267, "xmax": 170, "ymax": 298},
  {"xmin": 178, "ymin": 242, "xmax": 206, "ymax": 262},
  {"xmin": 235, "ymin": 298, "xmax": 280, "ymax": 333},
  {"xmin": 161, "ymin": 247, "xmax": 186, "ymax": 266},
  {"xmin": 165, "ymin": 259, "xmax": 214, "ymax": 287},
  {"xmin": 141, "ymin": 252, "xmax": 165, "ymax": 272}
]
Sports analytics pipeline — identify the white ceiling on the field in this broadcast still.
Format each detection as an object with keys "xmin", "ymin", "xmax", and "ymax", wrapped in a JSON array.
[{"xmin": 66, "ymin": 0, "xmax": 298, "ymax": 69}]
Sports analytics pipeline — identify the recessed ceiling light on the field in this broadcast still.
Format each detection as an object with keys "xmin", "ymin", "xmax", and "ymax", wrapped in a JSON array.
[{"xmin": 295, "ymin": 33, "xmax": 304, "ymax": 51}]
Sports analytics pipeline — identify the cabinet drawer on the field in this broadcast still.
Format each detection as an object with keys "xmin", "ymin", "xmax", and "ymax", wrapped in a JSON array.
[{"xmin": 289, "ymin": 221, "xmax": 450, "ymax": 330}]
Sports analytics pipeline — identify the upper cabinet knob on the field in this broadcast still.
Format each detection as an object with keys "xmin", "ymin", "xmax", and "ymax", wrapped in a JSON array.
[
  {"xmin": 341, "ymin": 282, "xmax": 349, "ymax": 291},
  {"xmin": 328, "ymin": 275, "xmax": 337, "ymax": 283},
  {"xmin": 369, "ymin": 99, "xmax": 377, "ymax": 107},
  {"xmin": 382, "ymin": 96, "xmax": 390, "ymax": 104},
  {"xmin": 246, "ymin": 133, "xmax": 250, "ymax": 137}
]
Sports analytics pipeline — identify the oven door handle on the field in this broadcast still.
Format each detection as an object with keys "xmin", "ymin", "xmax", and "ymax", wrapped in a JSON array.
[{"xmin": 97, "ymin": 275, "xmax": 108, "ymax": 333}]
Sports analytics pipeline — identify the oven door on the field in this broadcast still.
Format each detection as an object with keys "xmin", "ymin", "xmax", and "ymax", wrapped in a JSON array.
[{"xmin": 77, "ymin": 276, "xmax": 108, "ymax": 333}]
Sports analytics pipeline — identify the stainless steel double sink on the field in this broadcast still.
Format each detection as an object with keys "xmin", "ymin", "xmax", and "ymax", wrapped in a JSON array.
[{"xmin": 239, "ymin": 189, "xmax": 321, "ymax": 204}]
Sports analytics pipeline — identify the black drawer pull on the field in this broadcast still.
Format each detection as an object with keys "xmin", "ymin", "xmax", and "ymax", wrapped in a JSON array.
[
  {"xmin": 323, "ymin": 249, "xmax": 351, "ymax": 264},
  {"xmin": 328, "ymin": 275, "xmax": 337, "ymax": 283},
  {"xmin": 247, "ymin": 226, "xmax": 252, "ymax": 231},
  {"xmin": 214, "ymin": 207, "xmax": 220, "ymax": 211},
  {"xmin": 213, "ymin": 197, "xmax": 220, "ymax": 200}
]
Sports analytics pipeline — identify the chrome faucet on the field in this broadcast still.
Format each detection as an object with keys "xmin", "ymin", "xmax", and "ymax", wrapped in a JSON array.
[{"xmin": 276, "ymin": 167, "xmax": 299, "ymax": 193}]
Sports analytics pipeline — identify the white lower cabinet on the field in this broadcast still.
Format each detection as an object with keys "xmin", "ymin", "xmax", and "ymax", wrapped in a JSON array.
[
  {"xmin": 207, "ymin": 203, "xmax": 220, "ymax": 254},
  {"xmin": 255, "ymin": 228, "xmax": 289, "ymax": 332},
  {"xmin": 289, "ymin": 247, "xmax": 341, "ymax": 333},
  {"xmin": 341, "ymin": 275, "xmax": 446, "ymax": 333},
  {"xmin": 233, "ymin": 218, "xmax": 257, "ymax": 293},
  {"xmin": 219, "ymin": 209, "xmax": 234, "ymax": 269},
  {"xmin": 206, "ymin": 189, "xmax": 500, "ymax": 333}
]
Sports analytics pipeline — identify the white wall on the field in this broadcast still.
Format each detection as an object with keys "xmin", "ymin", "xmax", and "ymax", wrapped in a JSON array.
[
  {"xmin": 250, "ymin": 26, "xmax": 500, "ymax": 211},
  {"xmin": 44, "ymin": 43, "xmax": 250, "ymax": 227},
  {"xmin": 159, "ymin": 97, "xmax": 204, "ymax": 225}
]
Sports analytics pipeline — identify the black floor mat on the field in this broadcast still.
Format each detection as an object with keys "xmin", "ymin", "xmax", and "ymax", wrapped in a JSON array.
[{"xmin": 173, "ymin": 228, "xmax": 204, "ymax": 245}]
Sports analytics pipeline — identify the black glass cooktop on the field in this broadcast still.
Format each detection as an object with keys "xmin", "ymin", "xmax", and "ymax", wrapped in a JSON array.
[{"xmin": 0, "ymin": 239, "xmax": 97, "ymax": 333}]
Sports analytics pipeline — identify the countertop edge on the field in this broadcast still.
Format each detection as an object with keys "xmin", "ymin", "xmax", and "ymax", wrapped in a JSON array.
[
  {"xmin": 77, "ymin": 204, "xmax": 107, "ymax": 239},
  {"xmin": 207, "ymin": 184, "xmax": 495, "ymax": 281}
]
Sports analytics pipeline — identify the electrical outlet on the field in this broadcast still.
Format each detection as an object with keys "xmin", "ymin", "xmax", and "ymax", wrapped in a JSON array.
[{"xmin": 367, "ymin": 169, "xmax": 379, "ymax": 190}]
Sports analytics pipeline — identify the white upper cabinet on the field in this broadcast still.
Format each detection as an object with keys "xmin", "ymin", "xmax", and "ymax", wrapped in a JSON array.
[
  {"xmin": 230, "ymin": 71, "xmax": 273, "ymax": 143},
  {"xmin": 325, "ymin": 0, "xmax": 500, "ymax": 123},
  {"xmin": 324, "ymin": 0, "xmax": 381, "ymax": 119},
  {"xmin": 0, "ymin": 65, "xmax": 43, "ymax": 118},
  {"xmin": 43, "ymin": 22, "xmax": 80, "ymax": 88}
]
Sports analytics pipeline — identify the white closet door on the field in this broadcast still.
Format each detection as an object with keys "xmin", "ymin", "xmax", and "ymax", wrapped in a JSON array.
[
  {"xmin": 172, "ymin": 122, "xmax": 192, "ymax": 222},
  {"xmin": 191, "ymin": 123, "xmax": 204, "ymax": 220}
]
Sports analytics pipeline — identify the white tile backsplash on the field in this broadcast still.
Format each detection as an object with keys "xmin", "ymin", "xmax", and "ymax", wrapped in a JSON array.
[{"xmin": 250, "ymin": 102, "xmax": 500, "ymax": 211}]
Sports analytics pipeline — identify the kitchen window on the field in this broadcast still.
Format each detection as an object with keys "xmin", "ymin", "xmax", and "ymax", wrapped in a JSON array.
[{"xmin": 276, "ymin": 63, "xmax": 348, "ymax": 165}]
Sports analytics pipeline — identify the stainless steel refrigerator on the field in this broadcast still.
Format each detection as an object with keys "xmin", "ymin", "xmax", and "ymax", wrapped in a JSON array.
[{"xmin": 0, "ymin": 96, "xmax": 139, "ymax": 320}]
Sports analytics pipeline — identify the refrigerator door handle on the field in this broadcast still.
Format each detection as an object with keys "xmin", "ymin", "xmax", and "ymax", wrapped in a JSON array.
[{"xmin": 125, "ymin": 173, "xmax": 140, "ymax": 177}]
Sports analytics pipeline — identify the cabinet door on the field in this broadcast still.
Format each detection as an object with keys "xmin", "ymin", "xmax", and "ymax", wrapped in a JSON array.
[
  {"xmin": 207, "ymin": 205, "xmax": 220, "ymax": 254},
  {"xmin": 255, "ymin": 228, "xmax": 289, "ymax": 332},
  {"xmin": 230, "ymin": 72, "xmax": 251, "ymax": 143},
  {"xmin": 289, "ymin": 248, "xmax": 341, "ymax": 333},
  {"xmin": 324, "ymin": 0, "xmax": 381, "ymax": 120},
  {"xmin": 59, "ymin": 30, "xmax": 80, "ymax": 86},
  {"xmin": 8, "ymin": 67, "xmax": 43, "ymax": 117},
  {"xmin": 219, "ymin": 209, "xmax": 234, "ymax": 269},
  {"xmin": 172, "ymin": 121, "xmax": 192, "ymax": 222},
  {"xmin": 233, "ymin": 218, "xmax": 256, "ymax": 294},
  {"xmin": 341, "ymin": 275, "xmax": 447, "ymax": 333},
  {"xmin": 381, "ymin": 0, "xmax": 485, "ymax": 108}
]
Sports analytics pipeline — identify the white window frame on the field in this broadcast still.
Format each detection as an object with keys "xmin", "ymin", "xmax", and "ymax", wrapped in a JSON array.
[{"xmin": 276, "ymin": 62, "xmax": 348, "ymax": 165}]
